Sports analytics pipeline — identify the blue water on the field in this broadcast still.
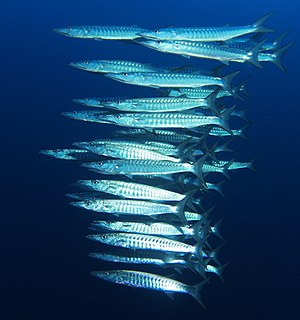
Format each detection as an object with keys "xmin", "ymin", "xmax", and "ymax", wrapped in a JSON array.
[{"xmin": 1, "ymin": 0, "xmax": 300, "ymax": 319}]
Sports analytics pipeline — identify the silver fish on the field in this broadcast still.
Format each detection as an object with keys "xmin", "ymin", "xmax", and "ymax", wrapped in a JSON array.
[
  {"xmin": 91, "ymin": 270, "xmax": 208, "ymax": 307},
  {"xmin": 138, "ymin": 13, "xmax": 274, "ymax": 41},
  {"xmin": 53, "ymin": 25, "xmax": 149, "ymax": 40}
]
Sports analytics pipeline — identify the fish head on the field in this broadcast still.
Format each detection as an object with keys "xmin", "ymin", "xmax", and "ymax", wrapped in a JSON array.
[
  {"xmin": 105, "ymin": 72, "xmax": 145, "ymax": 85},
  {"xmin": 72, "ymin": 98, "xmax": 103, "ymax": 108},
  {"xmin": 53, "ymin": 26, "xmax": 92, "ymax": 38},
  {"xmin": 102, "ymin": 100, "xmax": 138, "ymax": 111},
  {"xmin": 90, "ymin": 270, "xmax": 123, "ymax": 283},
  {"xmin": 139, "ymin": 28, "xmax": 176, "ymax": 40},
  {"xmin": 70, "ymin": 200, "xmax": 100, "ymax": 211},
  {"xmin": 81, "ymin": 161, "xmax": 120, "ymax": 175},
  {"xmin": 39, "ymin": 149, "xmax": 74, "ymax": 160},
  {"xmin": 69, "ymin": 60, "xmax": 105, "ymax": 72},
  {"xmin": 138, "ymin": 39, "xmax": 175, "ymax": 53}
]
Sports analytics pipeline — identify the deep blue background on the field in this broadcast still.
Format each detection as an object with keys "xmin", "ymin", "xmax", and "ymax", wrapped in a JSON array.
[{"xmin": 1, "ymin": 0, "xmax": 299, "ymax": 319}]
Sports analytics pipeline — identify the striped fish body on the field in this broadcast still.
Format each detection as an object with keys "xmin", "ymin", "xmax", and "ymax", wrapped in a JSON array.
[
  {"xmin": 102, "ymin": 96, "xmax": 211, "ymax": 112},
  {"xmin": 105, "ymin": 72, "xmax": 225, "ymax": 89},
  {"xmin": 166, "ymin": 87, "xmax": 231, "ymax": 99},
  {"xmin": 77, "ymin": 180, "xmax": 185, "ymax": 201},
  {"xmin": 77, "ymin": 143, "xmax": 180, "ymax": 162},
  {"xmin": 95, "ymin": 112, "xmax": 225, "ymax": 129},
  {"xmin": 145, "ymin": 40, "xmax": 252, "ymax": 63},
  {"xmin": 91, "ymin": 270, "xmax": 198, "ymax": 299},
  {"xmin": 54, "ymin": 25, "xmax": 149, "ymax": 39},
  {"xmin": 92, "ymin": 221, "xmax": 192, "ymax": 236},
  {"xmin": 72, "ymin": 199, "xmax": 179, "ymax": 216},
  {"xmin": 69, "ymin": 60, "xmax": 159, "ymax": 74},
  {"xmin": 214, "ymin": 160, "xmax": 252, "ymax": 170},
  {"xmin": 82, "ymin": 159, "xmax": 194, "ymax": 176},
  {"xmin": 87, "ymin": 233, "xmax": 195, "ymax": 254}
]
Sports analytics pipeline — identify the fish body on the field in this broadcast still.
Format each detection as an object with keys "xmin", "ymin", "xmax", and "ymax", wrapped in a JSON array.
[
  {"xmin": 140, "ymin": 39, "xmax": 263, "ymax": 67},
  {"xmin": 91, "ymin": 270, "xmax": 207, "ymax": 306},
  {"xmin": 53, "ymin": 25, "xmax": 149, "ymax": 39},
  {"xmin": 102, "ymin": 96, "xmax": 215, "ymax": 113},
  {"xmin": 69, "ymin": 60, "xmax": 159, "ymax": 73},
  {"xmin": 76, "ymin": 179, "xmax": 185, "ymax": 201},
  {"xmin": 75, "ymin": 142, "xmax": 180, "ymax": 162},
  {"xmin": 39, "ymin": 149, "xmax": 102, "ymax": 162},
  {"xmin": 105, "ymin": 71, "xmax": 238, "ymax": 93},
  {"xmin": 139, "ymin": 13, "xmax": 274, "ymax": 41}
]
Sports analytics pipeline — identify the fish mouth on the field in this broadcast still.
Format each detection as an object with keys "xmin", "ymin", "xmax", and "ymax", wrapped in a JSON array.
[
  {"xmin": 138, "ymin": 32, "xmax": 158, "ymax": 39},
  {"xmin": 69, "ymin": 62, "xmax": 85, "ymax": 70},
  {"xmin": 52, "ymin": 28, "xmax": 70, "ymax": 36}
]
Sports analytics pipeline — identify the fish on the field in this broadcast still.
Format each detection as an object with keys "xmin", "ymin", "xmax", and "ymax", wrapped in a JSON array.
[
  {"xmin": 86, "ymin": 233, "xmax": 206, "ymax": 261},
  {"xmin": 81, "ymin": 156, "xmax": 208, "ymax": 182},
  {"xmin": 91, "ymin": 270, "xmax": 208, "ymax": 307},
  {"xmin": 76, "ymin": 179, "xmax": 186, "ymax": 201},
  {"xmin": 53, "ymin": 25, "xmax": 149, "ymax": 40},
  {"xmin": 101, "ymin": 93, "xmax": 218, "ymax": 113},
  {"xmin": 69, "ymin": 60, "xmax": 159, "ymax": 74},
  {"xmin": 105, "ymin": 71, "xmax": 240, "ymax": 93},
  {"xmin": 91, "ymin": 220, "xmax": 208, "ymax": 241},
  {"xmin": 73, "ymin": 97, "xmax": 129, "ymax": 108},
  {"xmin": 74, "ymin": 141, "xmax": 181, "ymax": 162},
  {"xmin": 69, "ymin": 107, "xmax": 234, "ymax": 133},
  {"xmin": 138, "ymin": 12, "xmax": 274, "ymax": 41},
  {"xmin": 39, "ymin": 149, "xmax": 103, "ymax": 162},
  {"xmin": 71, "ymin": 196, "xmax": 195, "ymax": 221},
  {"xmin": 139, "ymin": 39, "xmax": 264, "ymax": 67}
]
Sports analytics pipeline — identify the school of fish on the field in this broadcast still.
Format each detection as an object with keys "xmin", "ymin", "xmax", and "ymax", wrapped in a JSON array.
[{"xmin": 41, "ymin": 13, "xmax": 293, "ymax": 307}]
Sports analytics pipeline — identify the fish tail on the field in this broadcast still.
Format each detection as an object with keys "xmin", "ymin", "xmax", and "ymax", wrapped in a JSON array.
[
  {"xmin": 234, "ymin": 108, "xmax": 249, "ymax": 122},
  {"xmin": 211, "ymin": 218, "xmax": 224, "ymax": 241},
  {"xmin": 247, "ymin": 155, "xmax": 259, "ymax": 172},
  {"xmin": 193, "ymin": 154, "xmax": 208, "ymax": 184},
  {"xmin": 237, "ymin": 123, "xmax": 250, "ymax": 140},
  {"xmin": 222, "ymin": 71, "xmax": 240, "ymax": 96},
  {"xmin": 253, "ymin": 12, "xmax": 275, "ymax": 33},
  {"xmin": 208, "ymin": 262, "xmax": 230, "ymax": 283},
  {"xmin": 208, "ymin": 243, "xmax": 224, "ymax": 265},
  {"xmin": 213, "ymin": 180, "xmax": 226, "ymax": 198},
  {"xmin": 247, "ymin": 40, "xmax": 266, "ymax": 68},
  {"xmin": 221, "ymin": 158, "xmax": 234, "ymax": 179},
  {"xmin": 190, "ymin": 278, "xmax": 210, "ymax": 308},
  {"xmin": 272, "ymin": 29, "xmax": 291, "ymax": 49},
  {"xmin": 269, "ymin": 41, "xmax": 295, "ymax": 73},
  {"xmin": 218, "ymin": 105, "xmax": 235, "ymax": 134},
  {"xmin": 205, "ymin": 89, "xmax": 220, "ymax": 114}
]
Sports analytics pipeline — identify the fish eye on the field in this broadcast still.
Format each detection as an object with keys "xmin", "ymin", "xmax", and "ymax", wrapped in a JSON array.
[
  {"xmin": 101, "ymin": 235, "xmax": 107, "ymax": 239},
  {"xmin": 104, "ymin": 271, "xmax": 109, "ymax": 276},
  {"xmin": 85, "ymin": 201, "xmax": 92, "ymax": 205},
  {"xmin": 98, "ymin": 162, "xmax": 103, "ymax": 166},
  {"xmin": 154, "ymin": 30, "xmax": 160, "ymax": 34},
  {"xmin": 115, "ymin": 114, "xmax": 122, "ymax": 119},
  {"xmin": 54, "ymin": 149, "xmax": 60, "ymax": 153},
  {"xmin": 123, "ymin": 73, "xmax": 128, "ymax": 76},
  {"xmin": 84, "ymin": 98, "xmax": 88, "ymax": 101},
  {"xmin": 67, "ymin": 26, "xmax": 72, "ymax": 31},
  {"xmin": 92, "ymin": 180, "xmax": 99, "ymax": 184},
  {"xmin": 157, "ymin": 41, "xmax": 162, "ymax": 44},
  {"xmin": 117, "ymin": 101, "xmax": 121, "ymax": 104},
  {"xmin": 84, "ymin": 61, "xmax": 89, "ymax": 65},
  {"xmin": 73, "ymin": 111, "xmax": 78, "ymax": 114}
]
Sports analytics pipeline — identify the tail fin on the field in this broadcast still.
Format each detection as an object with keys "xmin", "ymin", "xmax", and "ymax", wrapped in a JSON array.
[
  {"xmin": 247, "ymin": 40, "xmax": 266, "ymax": 68},
  {"xmin": 205, "ymin": 89, "xmax": 220, "ymax": 114},
  {"xmin": 232, "ymin": 108, "xmax": 249, "ymax": 122},
  {"xmin": 209, "ymin": 180, "xmax": 226, "ymax": 198},
  {"xmin": 221, "ymin": 159, "xmax": 234, "ymax": 179},
  {"xmin": 190, "ymin": 278, "xmax": 210, "ymax": 308},
  {"xmin": 193, "ymin": 154, "xmax": 208, "ymax": 184},
  {"xmin": 215, "ymin": 138, "xmax": 233, "ymax": 153},
  {"xmin": 253, "ymin": 12, "xmax": 275, "ymax": 33},
  {"xmin": 218, "ymin": 105, "xmax": 235, "ymax": 134},
  {"xmin": 211, "ymin": 64, "xmax": 225, "ymax": 77},
  {"xmin": 207, "ymin": 243, "xmax": 224, "ymax": 266},
  {"xmin": 269, "ymin": 41, "xmax": 295, "ymax": 73},
  {"xmin": 272, "ymin": 29, "xmax": 291, "ymax": 50},
  {"xmin": 236, "ymin": 123, "xmax": 250, "ymax": 140},
  {"xmin": 211, "ymin": 218, "xmax": 224, "ymax": 241},
  {"xmin": 206, "ymin": 262, "xmax": 229, "ymax": 282},
  {"xmin": 222, "ymin": 71, "xmax": 240, "ymax": 96}
]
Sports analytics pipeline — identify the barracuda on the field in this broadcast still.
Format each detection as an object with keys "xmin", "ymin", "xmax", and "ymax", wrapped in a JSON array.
[
  {"xmin": 101, "ymin": 93, "xmax": 217, "ymax": 113},
  {"xmin": 72, "ymin": 107, "xmax": 234, "ymax": 133},
  {"xmin": 74, "ymin": 141, "xmax": 181, "ymax": 162},
  {"xmin": 76, "ymin": 179, "xmax": 185, "ymax": 201},
  {"xmin": 69, "ymin": 59, "xmax": 159, "ymax": 74},
  {"xmin": 71, "ymin": 196, "xmax": 194, "ymax": 221},
  {"xmin": 81, "ymin": 157, "xmax": 208, "ymax": 182},
  {"xmin": 72, "ymin": 97, "xmax": 129, "ymax": 108},
  {"xmin": 86, "ymin": 233, "xmax": 205, "ymax": 260},
  {"xmin": 73, "ymin": 139, "xmax": 179, "ymax": 157},
  {"xmin": 53, "ymin": 25, "xmax": 149, "ymax": 40},
  {"xmin": 105, "ymin": 71, "xmax": 239, "ymax": 93},
  {"xmin": 89, "ymin": 251, "xmax": 207, "ymax": 278},
  {"xmin": 91, "ymin": 270, "xmax": 208, "ymax": 307},
  {"xmin": 139, "ymin": 13, "xmax": 274, "ymax": 41},
  {"xmin": 91, "ymin": 220, "xmax": 208, "ymax": 241},
  {"xmin": 139, "ymin": 39, "xmax": 264, "ymax": 67},
  {"xmin": 39, "ymin": 149, "xmax": 103, "ymax": 162}
]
